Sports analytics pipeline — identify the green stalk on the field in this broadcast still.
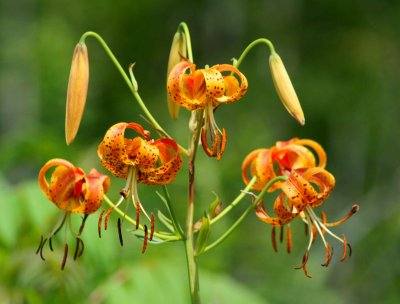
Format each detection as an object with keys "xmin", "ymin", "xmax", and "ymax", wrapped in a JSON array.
[
  {"xmin": 202, "ymin": 176, "xmax": 287, "ymax": 254},
  {"xmin": 234, "ymin": 38, "xmax": 275, "ymax": 69}
]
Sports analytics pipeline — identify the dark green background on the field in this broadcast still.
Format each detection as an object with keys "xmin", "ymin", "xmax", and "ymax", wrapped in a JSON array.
[{"xmin": 1, "ymin": 0, "xmax": 399, "ymax": 303}]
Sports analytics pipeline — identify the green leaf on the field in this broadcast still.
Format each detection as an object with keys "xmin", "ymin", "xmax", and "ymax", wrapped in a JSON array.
[
  {"xmin": 157, "ymin": 210, "xmax": 175, "ymax": 233},
  {"xmin": 195, "ymin": 213, "xmax": 211, "ymax": 255},
  {"xmin": 207, "ymin": 191, "xmax": 222, "ymax": 218}
]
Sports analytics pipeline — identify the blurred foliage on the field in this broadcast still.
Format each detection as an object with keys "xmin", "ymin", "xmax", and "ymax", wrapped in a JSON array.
[{"xmin": 1, "ymin": 0, "xmax": 400, "ymax": 303}]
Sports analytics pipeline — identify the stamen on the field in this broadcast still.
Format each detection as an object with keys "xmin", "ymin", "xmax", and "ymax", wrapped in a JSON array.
[
  {"xmin": 201, "ymin": 128, "xmax": 215, "ymax": 157},
  {"xmin": 321, "ymin": 244, "xmax": 334, "ymax": 267},
  {"xmin": 142, "ymin": 225, "xmax": 149, "ymax": 254},
  {"xmin": 118, "ymin": 218, "xmax": 124, "ymax": 247},
  {"xmin": 295, "ymin": 250, "xmax": 312, "ymax": 278},
  {"xmin": 49, "ymin": 237, "xmax": 54, "ymax": 251},
  {"xmin": 321, "ymin": 211, "xmax": 327, "ymax": 234},
  {"xmin": 98, "ymin": 210, "xmax": 105, "ymax": 238},
  {"xmin": 217, "ymin": 128, "xmax": 227, "ymax": 160},
  {"xmin": 135, "ymin": 202, "xmax": 140, "ymax": 230},
  {"xmin": 325, "ymin": 204, "xmax": 360, "ymax": 227},
  {"xmin": 340, "ymin": 234, "xmax": 348, "ymax": 261},
  {"xmin": 347, "ymin": 243, "xmax": 353, "ymax": 257},
  {"xmin": 271, "ymin": 227, "xmax": 278, "ymax": 252},
  {"xmin": 78, "ymin": 214, "xmax": 88, "ymax": 236},
  {"xmin": 36, "ymin": 235, "xmax": 44, "ymax": 255},
  {"xmin": 286, "ymin": 226, "xmax": 292, "ymax": 253},
  {"xmin": 73, "ymin": 238, "xmax": 84, "ymax": 260},
  {"xmin": 150, "ymin": 213, "xmax": 155, "ymax": 241},
  {"xmin": 61, "ymin": 244, "xmax": 68, "ymax": 270},
  {"xmin": 119, "ymin": 188, "xmax": 129, "ymax": 199},
  {"xmin": 104, "ymin": 207, "xmax": 115, "ymax": 230},
  {"xmin": 304, "ymin": 222, "xmax": 308, "ymax": 236},
  {"xmin": 280, "ymin": 226, "xmax": 284, "ymax": 243}
]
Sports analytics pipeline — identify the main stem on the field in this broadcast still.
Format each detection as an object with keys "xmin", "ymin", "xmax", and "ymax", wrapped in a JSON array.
[{"xmin": 184, "ymin": 110, "xmax": 203, "ymax": 304}]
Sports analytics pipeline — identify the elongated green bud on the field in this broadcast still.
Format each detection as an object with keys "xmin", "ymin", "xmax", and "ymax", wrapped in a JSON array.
[
  {"xmin": 65, "ymin": 42, "xmax": 89, "ymax": 145},
  {"xmin": 269, "ymin": 52, "xmax": 305, "ymax": 125},
  {"xmin": 166, "ymin": 31, "xmax": 187, "ymax": 120}
]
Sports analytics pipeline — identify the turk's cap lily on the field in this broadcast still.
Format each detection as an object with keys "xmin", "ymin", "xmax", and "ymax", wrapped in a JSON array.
[
  {"xmin": 167, "ymin": 61, "xmax": 248, "ymax": 110},
  {"xmin": 167, "ymin": 30, "xmax": 187, "ymax": 119},
  {"xmin": 38, "ymin": 158, "xmax": 110, "ymax": 214},
  {"xmin": 97, "ymin": 122, "xmax": 182, "ymax": 184},
  {"xmin": 269, "ymin": 52, "xmax": 305, "ymax": 125},
  {"xmin": 242, "ymin": 138, "xmax": 327, "ymax": 191},
  {"xmin": 65, "ymin": 42, "xmax": 89, "ymax": 145}
]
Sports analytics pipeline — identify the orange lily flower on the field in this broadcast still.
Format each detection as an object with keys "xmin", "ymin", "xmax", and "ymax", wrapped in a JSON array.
[
  {"xmin": 97, "ymin": 122, "xmax": 182, "ymax": 248},
  {"xmin": 167, "ymin": 60, "xmax": 248, "ymax": 159},
  {"xmin": 37, "ymin": 158, "xmax": 110, "ymax": 269},
  {"xmin": 242, "ymin": 139, "xmax": 359, "ymax": 277}
]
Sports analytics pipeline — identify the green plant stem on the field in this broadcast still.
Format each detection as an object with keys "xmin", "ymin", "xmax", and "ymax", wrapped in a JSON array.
[
  {"xmin": 209, "ymin": 176, "xmax": 257, "ymax": 226},
  {"xmin": 202, "ymin": 176, "xmax": 287, "ymax": 254},
  {"xmin": 234, "ymin": 38, "xmax": 276, "ymax": 69},
  {"xmin": 79, "ymin": 32, "xmax": 188, "ymax": 156},
  {"xmin": 178, "ymin": 22, "xmax": 193, "ymax": 62},
  {"xmin": 103, "ymin": 195, "xmax": 180, "ymax": 241},
  {"xmin": 184, "ymin": 109, "xmax": 204, "ymax": 304}
]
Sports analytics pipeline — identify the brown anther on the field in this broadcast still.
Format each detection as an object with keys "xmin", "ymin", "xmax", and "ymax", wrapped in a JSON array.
[
  {"xmin": 49, "ymin": 237, "xmax": 54, "ymax": 252},
  {"xmin": 340, "ymin": 234, "xmax": 349, "ymax": 261},
  {"xmin": 150, "ymin": 213, "xmax": 155, "ymax": 241},
  {"xmin": 61, "ymin": 244, "xmax": 68, "ymax": 270},
  {"xmin": 104, "ymin": 207, "xmax": 114, "ymax": 230},
  {"xmin": 36, "ymin": 236, "xmax": 47, "ymax": 261},
  {"xmin": 78, "ymin": 214, "xmax": 88, "ymax": 235},
  {"xmin": 325, "ymin": 204, "xmax": 360, "ymax": 227},
  {"xmin": 142, "ymin": 225, "xmax": 149, "ymax": 254},
  {"xmin": 119, "ymin": 188, "xmax": 129, "ymax": 199},
  {"xmin": 143, "ymin": 130, "xmax": 151, "ymax": 141},
  {"xmin": 286, "ymin": 226, "xmax": 292, "ymax": 253},
  {"xmin": 117, "ymin": 218, "xmax": 124, "ymax": 247},
  {"xmin": 218, "ymin": 128, "xmax": 227, "ymax": 160},
  {"xmin": 36, "ymin": 235, "xmax": 44, "ymax": 255},
  {"xmin": 98, "ymin": 210, "xmax": 105, "ymax": 238},
  {"xmin": 295, "ymin": 251, "xmax": 312, "ymax": 278},
  {"xmin": 135, "ymin": 202, "xmax": 140, "ymax": 230},
  {"xmin": 280, "ymin": 226, "xmax": 284, "ymax": 243},
  {"xmin": 271, "ymin": 227, "xmax": 278, "ymax": 252},
  {"xmin": 212, "ymin": 130, "xmax": 219, "ymax": 156},
  {"xmin": 201, "ymin": 128, "xmax": 215, "ymax": 158},
  {"xmin": 321, "ymin": 244, "xmax": 334, "ymax": 267},
  {"xmin": 347, "ymin": 243, "xmax": 353, "ymax": 257},
  {"xmin": 73, "ymin": 238, "xmax": 84, "ymax": 260}
]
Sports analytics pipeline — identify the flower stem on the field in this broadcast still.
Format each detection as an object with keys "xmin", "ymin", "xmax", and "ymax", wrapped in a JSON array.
[
  {"xmin": 202, "ymin": 176, "xmax": 287, "ymax": 254},
  {"xmin": 184, "ymin": 109, "xmax": 204, "ymax": 304},
  {"xmin": 234, "ymin": 38, "xmax": 276, "ymax": 69},
  {"xmin": 79, "ymin": 32, "xmax": 189, "ymax": 155}
]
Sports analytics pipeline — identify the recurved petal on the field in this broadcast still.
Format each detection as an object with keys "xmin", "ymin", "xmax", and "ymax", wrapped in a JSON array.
[
  {"xmin": 38, "ymin": 158, "xmax": 86, "ymax": 211},
  {"xmin": 71, "ymin": 169, "xmax": 110, "ymax": 214},
  {"xmin": 137, "ymin": 138, "xmax": 182, "ymax": 185},
  {"xmin": 97, "ymin": 122, "xmax": 148, "ymax": 178},
  {"xmin": 212, "ymin": 64, "xmax": 248, "ymax": 105}
]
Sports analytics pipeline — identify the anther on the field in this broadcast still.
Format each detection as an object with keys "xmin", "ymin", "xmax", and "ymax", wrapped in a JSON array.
[
  {"xmin": 295, "ymin": 250, "xmax": 312, "ymax": 278},
  {"xmin": 280, "ymin": 226, "xmax": 284, "ymax": 243},
  {"xmin": 321, "ymin": 244, "xmax": 334, "ymax": 267},
  {"xmin": 340, "ymin": 235, "xmax": 350, "ymax": 261},
  {"xmin": 271, "ymin": 227, "xmax": 278, "ymax": 252},
  {"xmin": 118, "ymin": 218, "xmax": 124, "ymax": 247},
  {"xmin": 150, "ymin": 213, "xmax": 155, "ymax": 241},
  {"xmin": 325, "ymin": 204, "xmax": 360, "ymax": 227},
  {"xmin": 119, "ymin": 188, "xmax": 129, "ymax": 199},
  {"xmin": 98, "ymin": 210, "xmax": 105, "ymax": 238},
  {"xmin": 36, "ymin": 235, "xmax": 44, "ymax": 255},
  {"xmin": 49, "ymin": 237, "xmax": 54, "ymax": 251},
  {"xmin": 286, "ymin": 226, "xmax": 292, "ymax": 253},
  {"xmin": 135, "ymin": 202, "xmax": 140, "ymax": 230},
  {"xmin": 104, "ymin": 207, "xmax": 114, "ymax": 230},
  {"xmin": 142, "ymin": 225, "xmax": 149, "ymax": 254},
  {"xmin": 73, "ymin": 238, "xmax": 84, "ymax": 260},
  {"xmin": 61, "ymin": 244, "xmax": 68, "ymax": 270}
]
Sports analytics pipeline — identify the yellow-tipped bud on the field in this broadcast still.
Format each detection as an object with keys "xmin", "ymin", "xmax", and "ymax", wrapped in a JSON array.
[
  {"xmin": 269, "ymin": 52, "xmax": 305, "ymax": 125},
  {"xmin": 65, "ymin": 42, "xmax": 89, "ymax": 145},
  {"xmin": 167, "ymin": 31, "xmax": 187, "ymax": 120}
]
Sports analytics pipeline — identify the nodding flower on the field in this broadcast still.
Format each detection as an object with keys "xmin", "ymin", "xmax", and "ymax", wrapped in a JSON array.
[
  {"xmin": 97, "ymin": 122, "xmax": 182, "ymax": 251},
  {"xmin": 37, "ymin": 158, "xmax": 110, "ymax": 269},
  {"xmin": 167, "ymin": 60, "xmax": 248, "ymax": 160},
  {"xmin": 242, "ymin": 138, "xmax": 359, "ymax": 277}
]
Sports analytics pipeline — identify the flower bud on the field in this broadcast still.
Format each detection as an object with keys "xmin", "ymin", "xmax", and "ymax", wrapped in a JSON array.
[
  {"xmin": 269, "ymin": 52, "xmax": 305, "ymax": 125},
  {"xmin": 167, "ymin": 31, "xmax": 187, "ymax": 120},
  {"xmin": 65, "ymin": 42, "xmax": 89, "ymax": 145}
]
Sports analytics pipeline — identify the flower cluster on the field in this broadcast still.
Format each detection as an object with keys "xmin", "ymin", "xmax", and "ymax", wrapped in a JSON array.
[{"xmin": 242, "ymin": 138, "xmax": 359, "ymax": 277}]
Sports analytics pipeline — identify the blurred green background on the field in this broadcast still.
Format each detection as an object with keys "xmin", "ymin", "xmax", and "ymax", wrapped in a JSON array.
[{"xmin": 1, "ymin": 0, "xmax": 400, "ymax": 303}]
